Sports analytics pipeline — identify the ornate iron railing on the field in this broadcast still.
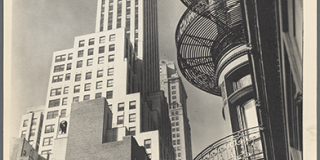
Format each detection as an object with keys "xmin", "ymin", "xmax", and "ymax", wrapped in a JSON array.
[
  {"xmin": 175, "ymin": 0, "xmax": 245, "ymax": 96},
  {"xmin": 194, "ymin": 126, "xmax": 264, "ymax": 160}
]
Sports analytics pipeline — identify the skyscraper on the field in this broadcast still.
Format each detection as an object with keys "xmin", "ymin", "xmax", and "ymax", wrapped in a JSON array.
[
  {"xmin": 15, "ymin": 0, "xmax": 175, "ymax": 159},
  {"xmin": 160, "ymin": 59, "xmax": 193, "ymax": 160}
]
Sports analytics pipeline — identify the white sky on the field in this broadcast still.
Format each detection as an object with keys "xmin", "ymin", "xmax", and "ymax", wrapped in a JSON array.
[{"xmin": 8, "ymin": 0, "xmax": 232, "ymax": 157}]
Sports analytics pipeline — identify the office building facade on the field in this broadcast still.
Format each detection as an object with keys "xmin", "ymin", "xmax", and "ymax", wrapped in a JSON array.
[{"xmin": 159, "ymin": 59, "xmax": 193, "ymax": 160}]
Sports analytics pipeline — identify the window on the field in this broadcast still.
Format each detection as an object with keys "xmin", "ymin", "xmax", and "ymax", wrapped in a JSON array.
[
  {"xmin": 62, "ymin": 98, "xmax": 68, "ymax": 105},
  {"xmin": 65, "ymin": 73, "xmax": 70, "ymax": 81},
  {"xmin": 177, "ymin": 146, "xmax": 181, "ymax": 151},
  {"xmin": 172, "ymin": 96, "xmax": 176, "ymax": 99},
  {"xmin": 177, "ymin": 133, "xmax": 180, "ymax": 137},
  {"xmin": 97, "ymin": 70, "xmax": 103, "ymax": 78},
  {"xmin": 23, "ymin": 120, "xmax": 28, "ymax": 127},
  {"xmin": 107, "ymin": 79, "xmax": 114, "ymax": 87},
  {"xmin": 83, "ymin": 84, "xmax": 91, "ymax": 92},
  {"xmin": 89, "ymin": 38, "xmax": 94, "ymax": 45},
  {"xmin": 48, "ymin": 99, "xmax": 60, "ymax": 108},
  {"xmin": 106, "ymin": 91, "xmax": 113, "ymax": 99},
  {"xmin": 172, "ymin": 117, "xmax": 175, "ymax": 121},
  {"xmin": 173, "ymin": 140, "xmax": 176, "ymax": 145},
  {"xmin": 52, "ymin": 75, "xmax": 63, "ymax": 83},
  {"xmin": 31, "ymin": 118, "xmax": 37, "ymax": 125},
  {"xmin": 176, "ymin": 127, "xmax": 180, "ymax": 131},
  {"xmin": 172, "ymin": 122, "xmax": 175, "ymax": 126},
  {"xmin": 176, "ymin": 122, "xmax": 179, "ymax": 126},
  {"xmin": 43, "ymin": 137, "xmax": 53, "ymax": 146},
  {"xmin": 53, "ymin": 65, "xmax": 65, "ymax": 72},
  {"xmin": 173, "ymin": 134, "xmax": 176, "ymax": 138},
  {"xmin": 78, "ymin": 50, "xmax": 84, "ymax": 57},
  {"xmin": 108, "ymin": 54, "xmax": 115, "ymax": 62},
  {"xmin": 45, "ymin": 125, "xmax": 55, "ymax": 133},
  {"xmin": 108, "ymin": 68, "xmax": 114, "ymax": 76},
  {"xmin": 79, "ymin": 40, "xmax": 85, "ymax": 47},
  {"xmin": 68, "ymin": 53, "xmax": 73, "ymax": 60},
  {"xmin": 73, "ymin": 96, "xmax": 79, "ymax": 102},
  {"xmin": 117, "ymin": 115, "xmax": 124, "ymax": 124},
  {"xmin": 99, "ymin": 46, "xmax": 105, "ymax": 53},
  {"xmin": 108, "ymin": 104, "xmax": 112, "ymax": 110},
  {"xmin": 55, "ymin": 54, "xmax": 66, "ymax": 62},
  {"xmin": 233, "ymin": 74, "xmax": 252, "ymax": 91},
  {"xmin": 172, "ymin": 128, "xmax": 175, "ymax": 132},
  {"xmin": 21, "ymin": 130, "xmax": 26, "ymax": 137},
  {"xmin": 76, "ymin": 60, "xmax": 83, "ymax": 68},
  {"xmin": 175, "ymin": 111, "xmax": 179, "ymax": 115},
  {"xmin": 64, "ymin": 87, "xmax": 69, "ymax": 94},
  {"xmin": 109, "ymin": 44, "xmax": 115, "ymax": 51},
  {"xmin": 95, "ymin": 92, "xmax": 102, "ymax": 99},
  {"xmin": 176, "ymin": 116, "xmax": 179, "ymax": 120},
  {"xmin": 99, "ymin": 36, "xmax": 106, "ymax": 43},
  {"xmin": 83, "ymin": 95, "xmax": 90, "ymax": 101},
  {"xmin": 87, "ymin": 48, "xmax": 94, "ymax": 56},
  {"xmin": 86, "ymin": 72, "xmax": 92, "ymax": 80},
  {"xmin": 172, "ymin": 91, "xmax": 176, "ymax": 94},
  {"xmin": 178, "ymin": 153, "xmax": 181, "ymax": 157},
  {"xmin": 177, "ymin": 139, "xmax": 180, "ymax": 145},
  {"xmin": 129, "ymin": 101, "xmax": 136, "ymax": 109},
  {"xmin": 96, "ymin": 81, "xmax": 103, "ymax": 89},
  {"xmin": 172, "ymin": 86, "xmax": 176, "ymax": 89},
  {"xmin": 47, "ymin": 110, "xmax": 59, "ymax": 119},
  {"xmin": 109, "ymin": 34, "xmax": 116, "ymax": 41},
  {"xmin": 74, "ymin": 85, "xmax": 80, "ymax": 93},
  {"xmin": 129, "ymin": 114, "xmax": 136, "ymax": 122},
  {"xmin": 86, "ymin": 58, "xmax": 93, "ymax": 66},
  {"xmin": 98, "ymin": 57, "xmax": 104, "ymax": 64},
  {"xmin": 118, "ymin": 103, "xmax": 125, "ymax": 111},
  {"xmin": 66, "ymin": 63, "xmax": 72, "ymax": 70},
  {"xmin": 41, "ymin": 150, "xmax": 52, "ymax": 155},
  {"xmin": 147, "ymin": 153, "xmax": 152, "ymax": 159},
  {"xmin": 30, "ymin": 129, "xmax": 35, "ymax": 136},
  {"xmin": 129, "ymin": 127, "xmax": 136, "ymax": 135},
  {"xmin": 61, "ymin": 109, "xmax": 66, "ymax": 117},
  {"xmin": 171, "ymin": 112, "xmax": 174, "ymax": 115},
  {"xmin": 75, "ymin": 74, "xmax": 81, "ymax": 82},
  {"xmin": 144, "ymin": 139, "xmax": 151, "ymax": 149},
  {"xmin": 50, "ymin": 88, "xmax": 62, "ymax": 96}
]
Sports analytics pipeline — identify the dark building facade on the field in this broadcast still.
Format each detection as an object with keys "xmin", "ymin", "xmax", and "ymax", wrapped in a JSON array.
[{"xmin": 174, "ymin": 0, "xmax": 302, "ymax": 160}]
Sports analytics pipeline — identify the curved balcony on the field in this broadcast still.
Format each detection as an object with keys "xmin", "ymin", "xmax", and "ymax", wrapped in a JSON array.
[
  {"xmin": 194, "ymin": 126, "xmax": 264, "ymax": 160},
  {"xmin": 175, "ymin": 0, "xmax": 246, "ymax": 96}
]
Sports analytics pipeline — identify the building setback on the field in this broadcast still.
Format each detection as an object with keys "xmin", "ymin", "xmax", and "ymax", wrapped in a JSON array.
[{"xmin": 160, "ymin": 59, "xmax": 193, "ymax": 160}]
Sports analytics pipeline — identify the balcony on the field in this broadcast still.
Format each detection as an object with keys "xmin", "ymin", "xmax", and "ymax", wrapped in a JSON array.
[{"xmin": 194, "ymin": 126, "xmax": 264, "ymax": 160}]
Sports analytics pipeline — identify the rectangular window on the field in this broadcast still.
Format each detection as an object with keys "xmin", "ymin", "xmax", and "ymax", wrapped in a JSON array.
[
  {"xmin": 172, "ymin": 91, "xmax": 176, "ymax": 94},
  {"xmin": 98, "ymin": 57, "xmax": 104, "ymax": 64},
  {"xmin": 129, "ymin": 101, "xmax": 136, "ymax": 109},
  {"xmin": 23, "ymin": 120, "xmax": 28, "ymax": 127},
  {"xmin": 53, "ymin": 64, "xmax": 65, "ymax": 73},
  {"xmin": 79, "ymin": 40, "xmax": 85, "ymax": 47},
  {"xmin": 55, "ymin": 54, "xmax": 66, "ymax": 62},
  {"xmin": 48, "ymin": 99, "xmax": 60, "ymax": 108},
  {"xmin": 173, "ymin": 140, "xmax": 176, "ymax": 145},
  {"xmin": 100, "ymin": 36, "xmax": 106, "ymax": 43},
  {"xmin": 172, "ymin": 117, "xmax": 175, "ymax": 121},
  {"xmin": 45, "ymin": 125, "xmax": 55, "ymax": 133},
  {"xmin": 176, "ymin": 127, "xmax": 180, "ymax": 131},
  {"xmin": 52, "ymin": 75, "xmax": 63, "ymax": 83},
  {"xmin": 172, "ymin": 86, "xmax": 176, "ymax": 89},
  {"xmin": 172, "ymin": 122, "xmax": 175, "ymax": 126},
  {"xmin": 50, "ymin": 88, "xmax": 62, "ymax": 96},
  {"xmin": 74, "ymin": 85, "xmax": 80, "ymax": 93},
  {"xmin": 117, "ymin": 115, "xmax": 124, "ymax": 124},
  {"xmin": 177, "ymin": 146, "xmax": 181, "ymax": 151},
  {"xmin": 83, "ymin": 95, "xmax": 90, "ymax": 101},
  {"xmin": 118, "ymin": 103, "xmax": 125, "ymax": 111},
  {"xmin": 21, "ymin": 130, "xmax": 26, "ymax": 138},
  {"xmin": 41, "ymin": 150, "xmax": 52, "ymax": 155},
  {"xmin": 31, "ymin": 118, "xmax": 37, "ymax": 125},
  {"xmin": 47, "ymin": 110, "xmax": 59, "ymax": 119},
  {"xmin": 64, "ymin": 86, "xmax": 69, "ymax": 94},
  {"xmin": 95, "ymin": 92, "xmax": 102, "ymax": 99},
  {"xmin": 106, "ymin": 91, "xmax": 113, "ymax": 99},
  {"xmin": 75, "ymin": 74, "xmax": 81, "ymax": 82},
  {"xmin": 86, "ymin": 59, "xmax": 93, "ymax": 67},
  {"xmin": 89, "ymin": 38, "xmax": 94, "ymax": 45},
  {"xmin": 144, "ymin": 139, "xmax": 151, "ymax": 149},
  {"xmin": 176, "ymin": 122, "xmax": 179, "ymax": 126},
  {"xmin": 172, "ymin": 128, "xmax": 175, "ymax": 132},
  {"xmin": 129, "ymin": 127, "xmax": 136, "ymax": 135},
  {"xmin": 129, "ymin": 113, "xmax": 136, "ymax": 122},
  {"xmin": 68, "ymin": 53, "xmax": 73, "ymax": 60},
  {"xmin": 107, "ymin": 79, "xmax": 114, "ymax": 87},
  {"xmin": 177, "ymin": 133, "xmax": 180, "ymax": 137},
  {"xmin": 66, "ymin": 63, "xmax": 72, "ymax": 70},
  {"xmin": 85, "ymin": 83, "xmax": 91, "ymax": 91},
  {"xmin": 88, "ymin": 48, "xmax": 94, "ymax": 56},
  {"xmin": 85, "ymin": 72, "xmax": 92, "ymax": 80},
  {"xmin": 97, "ymin": 70, "xmax": 103, "ymax": 78},
  {"xmin": 99, "ymin": 46, "xmax": 105, "ymax": 53},
  {"xmin": 65, "ymin": 73, "xmax": 70, "ymax": 81},
  {"xmin": 176, "ymin": 116, "xmax": 179, "ymax": 120},
  {"xmin": 108, "ymin": 68, "xmax": 114, "ymax": 76},
  {"xmin": 109, "ymin": 34, "xmax": 116, "ymax": 41},
  {"xmin": 61, "ymin": 109, "xmax": 66, "ymax": 117},
  {"xmin": 62, "ymin": 98, "xmax": 68, "ymax": 105},
  {"xmin": 73, "ymin": 96, "xmax": 79, "ymax": 103},
  {"xmin": 108, "ymin": 54, "xmax": 115, "ymax": 62},
  {"xmin": 43, "ymin": 137, "xmax": 53, "ymax": 146},
  {"xmin": 175, "ymin": 111, "xmax": 179, "ymax": 115},
  {"xmin": 172, "ymin": 96, "xmax": 176, "ymax": 99},
  {"xmin": 173, "ymin": 134, "xmax": 176, "ymax": 138},
  {"xmin": 30, "ymin": 129, "xmax": 35, "ymax": 136},
  {"xmin": 76, "ymin": 60, "xmax": 83, "ymax": 68},
  {"xmin": 109, "ymin": 44, "xmax": 115, "ymax": 51},
  {"xmin": 178, "ymin": 153, "xmax": 181, "ymax": 157},
  {"xmin": 78, "ymin": 50, "xmax": 84, "ymax": 57},
  {"xmin": 177, "ymin": 139, "xmax": 180, "ymax": 145},
  {"xmin": 96, "ymin": 81, "xmax": 103, "ymax": 89},
  {"xmin": 171, "ymin": 111, "xmax": 174, "ymax": 115}
]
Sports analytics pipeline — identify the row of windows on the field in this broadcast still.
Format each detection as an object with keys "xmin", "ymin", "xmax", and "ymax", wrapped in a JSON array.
[
  {"xmin": 171, "ymin": 122, "xmax": 179, "ymax": 126},
  {"xmin": 22, "ymin": 118, "xmax": 37, "ymax": 127},
  {"xmin": 117, "ymin": 101, "xmax": 136, "ymax": 111},
  {"xmin": 173, "ymin": 139, "xmax": 181, "ymax": 145},
  {"xmin": 78, "ymin": 35, "xmax": 115, "ymax": 48},
  {"xmin": 171, "ymin": 116, "xmax": 179, "ymax": 121},
  {"xmin": 47, "ymin": 109, "xmax": 66, "ymax": 120},
  {"xmin": 117, "ymin": 113, "xmax": 136, "ymax": 124},
  {"xmin": 171, "ymin": 110, "xmax": 180, "ymax": 115},
  {"xmin": 172, "ymin": 127, "xmax": 180, "ymax": 132},
  {"xmin": 172, "ymin": 133, "xmax": 180, "ymax": 138},
  {"xmin": 52, "ymin": 68, "xmax": 114, "ymax": 83}
]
